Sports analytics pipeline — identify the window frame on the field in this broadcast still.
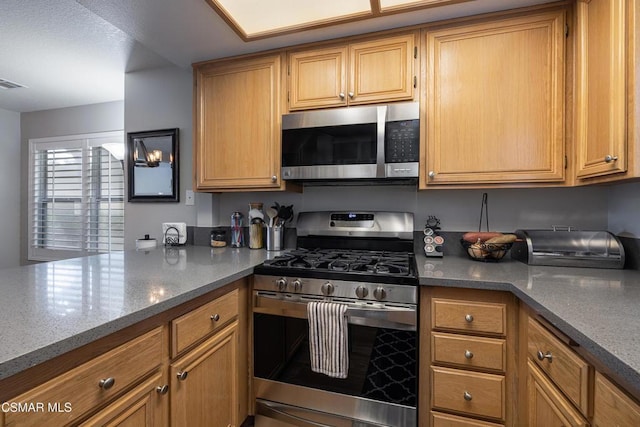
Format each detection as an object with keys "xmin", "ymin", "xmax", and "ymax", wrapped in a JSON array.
[{"xmin": 28, "ymin": 131, "xmax": 124, "ymax": 262}]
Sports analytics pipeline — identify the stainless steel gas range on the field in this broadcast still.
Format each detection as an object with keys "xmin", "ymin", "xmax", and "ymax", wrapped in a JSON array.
[{"xmin": 252, "ymin": 211, "xmax": 418, "ymax": 427}]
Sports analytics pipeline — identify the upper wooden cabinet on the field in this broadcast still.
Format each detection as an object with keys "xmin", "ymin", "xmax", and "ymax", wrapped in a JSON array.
[
  {"xmin": 575, "ymin": 0, "xmax": 637, "ymax": 181},
  {"xmin": 194, "ymin": 54, "xmax": 284, "ymax": 191},
  {"xmin": 288, "ymin": 33, "xmax": 417, "ymax": 110},
  {"xmin": 422, "ymin": 11, "xmax": 566, "ymax": 187}
]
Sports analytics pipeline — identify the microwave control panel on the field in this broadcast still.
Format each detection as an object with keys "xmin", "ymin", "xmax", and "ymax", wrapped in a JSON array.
[{"xmin": 385, "ymin": 119, "xmax": 420, "ymax": 163}]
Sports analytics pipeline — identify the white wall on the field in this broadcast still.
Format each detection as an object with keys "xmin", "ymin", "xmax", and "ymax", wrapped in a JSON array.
[
  {"xmin": 20, "ymin": 101, "xmax": 124, "ymax": 264},
  {"xmin": 608, "ymin": 182, "xmax": 640, "ymax": 238},
  {"xmin": 124, "ymin": 65, "xmax": 213, "ymax": 249},
  {"xmin": 0, "ymin": 108, "xmax": 21, "ymax": 268}
]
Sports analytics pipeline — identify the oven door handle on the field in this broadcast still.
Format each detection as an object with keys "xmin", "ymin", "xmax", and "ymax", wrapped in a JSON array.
[
  {"xmin": 345, "ymin": 305, "xmax": 416, "ymax": 331},
  {"xmin": 254, "ymin": 292, "xmax": 417, "ymax": 331}
]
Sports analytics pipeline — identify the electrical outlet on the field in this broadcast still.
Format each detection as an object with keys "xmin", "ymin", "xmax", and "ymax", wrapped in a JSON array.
[{"xmin": 185, "ymin": 190, "xmax": 195, "ymax": 206}]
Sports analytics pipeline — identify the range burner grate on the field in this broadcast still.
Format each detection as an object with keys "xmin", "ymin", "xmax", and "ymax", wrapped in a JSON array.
[{"xmin": 263, "ymin": 248, "xmax": 414, "ymax": 277}]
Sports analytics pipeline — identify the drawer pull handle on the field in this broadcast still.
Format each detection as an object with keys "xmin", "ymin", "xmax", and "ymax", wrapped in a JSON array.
[
  {"xmin": 465, "ymin": 314, "xmax": 474, "ymax": 323},
  {"xmin": 177, "ymin": 371, "xmax": 189, "ymax": 381},
  {"xmin": 156, "ymin": 384, "xmax": 169, "ymax": 395},
  {"xmin": 211, "ymin": 314, "xmax": 220, "ymax": 321},
  {"xmin": 537, "ymin": 350, "xmax": 553, "ymax": 362},
  {"xmin": 463, "ymin": 391, "xmax": 473, "ymax": 401},
  {"xmin": 464, "ymin": 350, "xmax": 474, "ymax": 359},
  {"xmin": 98, "ymin": 377, "xmax": 115, "ymax": 390}
]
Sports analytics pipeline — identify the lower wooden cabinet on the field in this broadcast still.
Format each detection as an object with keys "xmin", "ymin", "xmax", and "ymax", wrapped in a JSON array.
[
  {"xmin": 420, "ymin": 287, "xmax": 517, "ymax": 426},
  {"xmin": 170, "ymin": 321, "xmax": 239, "ymax": 427},
  {"xmin": 3, "ymin": 327, "xmax": 165, "ymax": 427},
  {"xmin": 593, "ymin": 372, "xmax": 640, "ymax": 427},
  {"xmin": 431, "ymin": 411, "xmax": 503, "ymax": 427},
  {"xmin": 0, "ymin": 281, "xmax": 248, "ymax": 427},
  {"xmin": 78, "ymin": 370, "xmax": 169, "ymax": 427},
  {"xmin": 527, "ymin": 360, "xmax": 588, "ymax": 427}
]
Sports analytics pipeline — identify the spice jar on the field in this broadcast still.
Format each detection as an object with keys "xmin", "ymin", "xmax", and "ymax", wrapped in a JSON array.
[{"xmin": 210, "ymin": 229, "xmax": 227, "ymax": 248}]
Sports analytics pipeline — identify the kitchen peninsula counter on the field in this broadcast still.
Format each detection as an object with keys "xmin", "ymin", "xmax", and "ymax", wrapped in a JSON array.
[
  {"xmin": 417, "ymin": 253, "xmax": 640, "ymax": 398},
  {"xmin": 0, "ymin": 246, "xmax": 272, "ymax": 382},
  {"xmin": 2, "ymin": 245, "xmax": 639, "ymax": 403}
]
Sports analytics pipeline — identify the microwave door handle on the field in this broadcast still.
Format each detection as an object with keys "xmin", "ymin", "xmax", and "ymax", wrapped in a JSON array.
[{"xmin": 376, "ymin": 105, "xmax": 387, "ymax": 178}]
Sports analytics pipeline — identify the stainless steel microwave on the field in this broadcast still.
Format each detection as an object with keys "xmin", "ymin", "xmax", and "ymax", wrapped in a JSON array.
[{"xmin": 281, "ymin": 102, "xmax": 420, "ymax": 181}]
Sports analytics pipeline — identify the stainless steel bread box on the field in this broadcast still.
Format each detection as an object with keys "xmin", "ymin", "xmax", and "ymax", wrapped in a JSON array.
[{"xmin": 511, "ymin": 229, "xmax": 625, "ymax": 269}]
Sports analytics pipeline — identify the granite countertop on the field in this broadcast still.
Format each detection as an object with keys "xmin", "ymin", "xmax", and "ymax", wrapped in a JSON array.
[
  {"xmin": 417, "ymin": 253, "xmax": 640, "ymax": 396},
  {"xmin": 0, "ymin": 246, "xmax": 274, "ymax": 382},
  {"xmin": 2, "ymin": 244, "xmax": 640, "ymax": 399}
]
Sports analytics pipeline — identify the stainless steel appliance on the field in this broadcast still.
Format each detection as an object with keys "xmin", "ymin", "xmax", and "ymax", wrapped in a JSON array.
[
  {"xmin": 281, "ymin": 102, "xmax": 420, "ymax": 181},
  {"xmin": 511, "ymin": 228, "xmax": 625, "ymax": 269},
  {"xmin": 252, "ymin": 211, "xmax": 418, "ymax": 427}
]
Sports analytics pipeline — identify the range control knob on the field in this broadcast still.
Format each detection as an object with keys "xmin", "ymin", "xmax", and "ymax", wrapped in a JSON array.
[
  {"xmin": 373, "ymin": 286, "xmax": 387, "ymax": 301},
  {"xmin": 321, "ymin": 282, "xmax": 335, "ymax": 296},
  {"xmin": 275, "ymin": 278, "xmax": 288, "ymax": 292},
  {"xmin": 355, "ymin": 286, "xmax": 368, "ymax": 299},
  {"xmin": 291, "ymin": 279, "xmax": 302, "ymax": 292}
]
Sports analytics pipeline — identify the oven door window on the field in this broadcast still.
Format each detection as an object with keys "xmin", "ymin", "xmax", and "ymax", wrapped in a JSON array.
[
  {"xmin": 282, "ymin": 123, "xmax": 377, "ymax": 167},
  {"xmin": 254, "ymin": 313, "xmax": 416, "ymax": 407}
]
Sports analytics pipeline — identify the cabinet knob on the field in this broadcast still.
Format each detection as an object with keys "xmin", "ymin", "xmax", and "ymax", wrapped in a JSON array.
[
  {"xmin": 463, "ymin": 391, "xmax": 473, "ymax": 401},
  {"xmin": 537, "ymin": 350, "xmax": 553, "ymax": 362},
  {"xmin": 156, "ymin": 384, "xmax": 169, "ymax": 395},
  {"xmin": 271, "ymin": 175, "xmax": 277, "ymax": 183},
  {"xmin": 348, "ymin": 92, "xmax": 354, "ymax": 99},
  {"xmin": 98, "ymin": 377, "xmax": 115, "ymax": 390},
  {"xmin": 464, "ymin": 350, "xmax": 474, "ymax": 359},
  {"xmin": 464, "ymin": 314, "xmax": 474, "ymax": 323},
  {"xmin": 605, "ymin": 155, "xmax": 619, "ymax": 163},
  {"xmin": 339, "ymin": 92, "xmax": 345, "ymax": 100},
  {"xmin": 210, "ymin": 314, "xmax": 220, "ymax": 321},
  {"xmin": 428, "ymin": 171, "xmax": 436, "ymax": 178},
  {"xmin": 177, "ymin": 371, "xmax": 189, "ymax": 381}
]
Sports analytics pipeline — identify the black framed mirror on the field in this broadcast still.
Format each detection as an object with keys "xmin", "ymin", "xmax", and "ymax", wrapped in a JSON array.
[{"xmin": 127, "ymin": 128, "xmax": 179, "ymax": 202}]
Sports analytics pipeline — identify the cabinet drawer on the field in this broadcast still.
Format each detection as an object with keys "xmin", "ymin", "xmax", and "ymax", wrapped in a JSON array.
[
  {"xmin": 432, "ymin": 298, "xmax": 506, "ymax": 335},
  {"xmin": 432, "ymin": 332, "xmax": 506, "ymax": 372},
  {"xmin": 527, "ymin": 318, "xmax": 591, "ymax": 414},
  {"xmin": 4, "ymin": 327, "xmax": 163, "ymax": 427},
  {"xmin": 431, "ymin": 366, "xmax": 505, "ymax": 421},
  {"xmin": 78, "ymin": 369, "xmax": 167, "ymax": 426},
  {"xmin": 593, "ymin": 372, "xmax": 640, "ymax": 427},
  {"xmin": 432, "ymin": 411, "xmax": 503, "ymax": 427},
  {"xmin": 172, "ymin": 289, "xmax": 239, "ymax": 356}
]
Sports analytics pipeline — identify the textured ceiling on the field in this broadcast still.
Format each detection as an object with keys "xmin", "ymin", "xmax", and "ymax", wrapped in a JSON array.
[{"xmin": 0, "ymin": 0, "xmax": 553, "ymax": 113}]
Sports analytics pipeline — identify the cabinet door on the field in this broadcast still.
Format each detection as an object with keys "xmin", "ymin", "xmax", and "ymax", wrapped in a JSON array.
[
  {"xmin": 289, "ymin": 46, "xmax": 348, "ymax": 110},
  {"xmin": 349, "ymin": 33, "xmax": 415, "ymax": 105},
  {"xmin": 593, "ymin": 372, "xmax": 640, "ymax": 427},
  {"xmin": 575, "ymin": 0, "xmax": 628, "ymax": 179},
  {"xmin": 171, "ymin": 321, "xmax": 238, "ymax": 427},
  {"xmin": 527, "ymin": 361, "xmax": 588, "ymax": 427},
  {"xmin": 424, "ymin": 11, "xmax": 565, "ymax": 185},
  {"xmin": 78, "ymin": 370, "xmax": 168, "ymax": 427},
  {"xmin": 194, "ymin": 55, "xmax": 282, "ymax": 190}
]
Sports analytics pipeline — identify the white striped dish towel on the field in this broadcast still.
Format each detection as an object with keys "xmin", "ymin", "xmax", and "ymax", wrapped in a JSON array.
[{"xmin": 307, "ymin": 301, "xmax": 349, "ymax": 379}]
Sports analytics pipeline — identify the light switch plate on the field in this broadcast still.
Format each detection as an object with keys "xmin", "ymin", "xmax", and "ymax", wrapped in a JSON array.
[{"xmin": 185, "ymin": 190, "xmax": 195, "ymax": 206}]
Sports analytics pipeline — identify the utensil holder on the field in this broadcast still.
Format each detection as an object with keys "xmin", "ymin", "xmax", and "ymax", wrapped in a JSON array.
[{"xmin": 266, "ymin": 226, "xmax": 285, "ymax": 251}]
